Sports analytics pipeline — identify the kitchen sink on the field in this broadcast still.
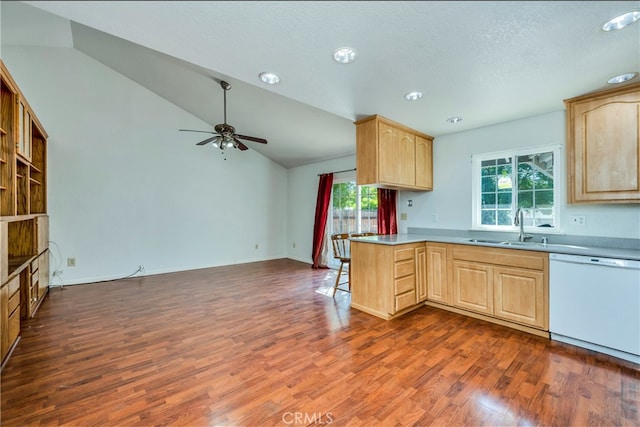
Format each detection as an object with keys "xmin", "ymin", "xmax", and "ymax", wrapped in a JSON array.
[
  {"xmin": 467, "ymin": 239, "xmax": 591, "ymax": 250},
  {"xmin": 467, "ymin": 239, "xmax": 506, "ymax": 244},
  {"xmin": 467, "ymin": 238, "xmax": 533, "ymax": 245}
]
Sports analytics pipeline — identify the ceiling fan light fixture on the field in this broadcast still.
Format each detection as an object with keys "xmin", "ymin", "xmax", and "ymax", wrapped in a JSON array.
[
  {"xmin": 607, "ymin": 72, "xmax": 637, "ymax": 84},
  {"xmin": 404, "ymin": 91, "xmax": 423, "ymax": 101},
  {"xmin": 601, "ymin": 10, "xmax": 640, "ymax": 31},
  {"xmin": 333, "ymin": 47, "xmax": 357, "ymax": 64},
  {"xmin": 447, "ymin": 116, "xmax": 463, "ymax": 124},
  {"xmin": 259, "ymin": 72, "xmax": 280, "ymax": 85}
]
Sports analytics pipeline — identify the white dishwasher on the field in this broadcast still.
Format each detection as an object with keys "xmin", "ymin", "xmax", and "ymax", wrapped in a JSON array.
[{"xmin": 549, "ymin": 253, "xmax": 640, "ymax": 364}]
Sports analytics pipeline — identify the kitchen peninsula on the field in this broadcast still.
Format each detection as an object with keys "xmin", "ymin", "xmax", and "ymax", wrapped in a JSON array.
[{"xmin": 350, "ymin": 230, "xmax": 640, "ymax": 339}]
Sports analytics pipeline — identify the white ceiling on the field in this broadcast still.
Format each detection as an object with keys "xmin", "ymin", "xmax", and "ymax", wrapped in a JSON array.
[{"xmin": 3, "ymin": 1, "xmax": 640, "ymax": 168}]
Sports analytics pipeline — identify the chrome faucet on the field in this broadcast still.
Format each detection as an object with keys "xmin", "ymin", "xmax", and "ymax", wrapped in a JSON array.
[{"xmin": 514, "ymin": 208, "xmax": 533, "ymax": 242}]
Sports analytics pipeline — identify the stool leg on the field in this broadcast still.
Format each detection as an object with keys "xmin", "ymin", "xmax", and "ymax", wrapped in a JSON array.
[{"xmin": 332, "ymin": 262, "xmax": 344, "ymax": 297}]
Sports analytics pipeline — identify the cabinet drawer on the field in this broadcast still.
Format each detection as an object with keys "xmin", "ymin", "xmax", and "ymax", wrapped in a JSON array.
[
  {"xmin": 7, "ymin": 275, "xmax": 20, "ymax": 295},
  {"xmin": 395, "ymin": 260, "xmax": 415, "ymax": 278},
  {"xmin": 31, "ymin": 259, "xmax": 39, "ymax": 272},
  {"xmin": 8, "ymin": 289, "xmax": 20, "ymax": 315},
  {"xmin": 8, "ymin": 309, "xmax": 20, "ymax": 344},
  {"xmin": 395, "ymin": 275, "xmax": 415, "ymax": 295},
  {"xmin": 394, "ymin": 248, "xmax": 415, "ymax": 262},
  {"xmin": 452, "ymin": 245, "xmax": 545, "ymax": 270},
  {"xmin": 396, "ymin": 290, "xmax": 417, "ymax": 312}
]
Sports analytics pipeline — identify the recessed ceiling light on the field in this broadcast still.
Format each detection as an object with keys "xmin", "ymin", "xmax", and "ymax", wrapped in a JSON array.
[
  {"xmin": 333, "ymin": 47, "xmax": 357, "ymax": 64},
  {"xmin": 404, "ymin": 91, "xmax": 423, "ymax": 101},
  {"xmin": 259, "ymin": 72, "xmax": 280, "ymax": 85},
  {"xmin": 607, "ymin": 72, "xmax": 638, "ymax": 84},
  {"xmin": 447, "ymin": 117, "xmax": 462, "ymax": 124},
  {"xmin": 602, "ymin": 11, "xmax": 640, "ymax": 31}
]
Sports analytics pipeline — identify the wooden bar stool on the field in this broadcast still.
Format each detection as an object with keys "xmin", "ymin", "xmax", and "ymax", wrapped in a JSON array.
[
  {"xmin": 330, "ymin": 233, "xmax": 351, "ymax": 297},
  {"xmin": 330, "ymin": 232, "xmax": 378, "ymax": 297}
]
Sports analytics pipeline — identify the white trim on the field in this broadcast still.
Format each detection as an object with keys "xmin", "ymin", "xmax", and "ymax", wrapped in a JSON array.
[{"xmin": 471, "ymin": 144, "xmax": 562, "ymax": 233}]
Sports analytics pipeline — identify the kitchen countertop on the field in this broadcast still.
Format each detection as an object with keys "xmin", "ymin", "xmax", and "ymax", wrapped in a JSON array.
[{"xmin": 350, "ymin": 233, "xmax": 640, "ymax": 261}]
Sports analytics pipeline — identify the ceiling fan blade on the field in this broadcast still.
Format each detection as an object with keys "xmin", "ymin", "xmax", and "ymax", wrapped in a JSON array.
[
  {"xmin": 196, "ymin": 135, "xmax": 221, "ymax": 146},
  {"xmin": 234, "ymin": 134, "xmax": 268, "ymax": 144},
  {"xmin": 233, "ymin": 138, "xmax": 249, "ymax": 151},
  {"xmin": 179, "ymin": 129, "xmax": 216, "ymax": 134}
]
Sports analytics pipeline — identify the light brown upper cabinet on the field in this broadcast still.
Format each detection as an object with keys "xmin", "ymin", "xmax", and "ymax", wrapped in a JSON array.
[
  {"xmin": 565, "ymin": 82, "xmax": 640, "ymax": 203},
  {"xmin": 355, "ymin": 115, "xmax": 434, "ymax": 190}
]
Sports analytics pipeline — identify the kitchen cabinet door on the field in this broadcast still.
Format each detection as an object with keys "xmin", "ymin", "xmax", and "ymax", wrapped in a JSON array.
[
  {"xmin": 378, "ymin": 126, "xmax": 415, "ymax": 187},
  {"xmin": 493, "ymin": 266, "xmax": 546, "ymax": 329},
  {"xmin": 566, "ymin": 83, "xmax": 640, "ymax": 203},
  {"xmin": 415, "ymin": 135, "xmax": 433, "ymax": 190},
  {"xmin": 452, "ymin": 260, "xmax": 493, "ymax": 315},
  {"xmin": 427, "ymin": 244, "xmax": 449, "ymax": 305},
  {"xmin": 415, "ymin": 246, "xmax": 427, "ymax": 303}
]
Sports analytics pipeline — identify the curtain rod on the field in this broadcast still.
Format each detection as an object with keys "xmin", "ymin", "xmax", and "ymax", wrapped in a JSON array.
[{"xmin": 317, "ymin": 168, "xmax": 356, "ymax": 176}]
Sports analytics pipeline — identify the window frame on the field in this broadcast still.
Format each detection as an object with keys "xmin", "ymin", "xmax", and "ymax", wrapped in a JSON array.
[
  {"xmin": 471, "ymin": 144, "xmax": 562, "ymax": 233},
  {"xmin": 330, "ymin": 174, "xmax": 378, "ymax": 235}
]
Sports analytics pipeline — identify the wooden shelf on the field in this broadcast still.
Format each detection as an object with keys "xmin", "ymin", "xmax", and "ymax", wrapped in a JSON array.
[
  {"xmin": 1, "ymin": 60, "xmax": 50, "ymax": 366},
  {"xmin": 8, "ymin": 255, "xmax": 36, "ymax": 277}
]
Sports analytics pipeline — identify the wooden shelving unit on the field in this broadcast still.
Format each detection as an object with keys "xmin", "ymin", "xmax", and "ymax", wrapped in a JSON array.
[{"xmin": 0, "ymin": 60, "xmax": 50, "ymax": 368}]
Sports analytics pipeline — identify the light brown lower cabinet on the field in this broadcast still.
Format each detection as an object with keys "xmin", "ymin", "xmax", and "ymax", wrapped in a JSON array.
[
  {"xmin": 351, "ymin": 240, "xmax": 549, "ymax": 336},
  {"xmin": 427, "ymin": 244, "xmax": 549, "ymax": 336},
  {"xmin": 21, "ymin": 249, "xmax": 49, "ymax": 318},
  {"xmin": 415, "ymin": 246, "xmax": 427, "ymax": 303},
  {"xmin": 1, "ymin": 275, "xmax": 20, "ymax": 364},
  {"xmin": 351, "ymin": 241, "xmax": 426, "ymax": 320},
  {"xmin": 1, "ymin": 248, "xmax": 49, "ymax": 367},
  {"xmin": 426, "ymin": 243, "xmax": 450, "ymax": 305},
  {"xmin": 452, "ymin": 260, "xmax": 494, "ymax": 315}
]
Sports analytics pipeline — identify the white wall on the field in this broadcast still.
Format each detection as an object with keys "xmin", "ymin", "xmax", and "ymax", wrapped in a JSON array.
[
  {"xmin": 287, "ymin": 155, "xmax": 356, "ymax": 264},
  {"xmin": 5, "ymin": 46, "xmax": 638, "ymax": 288},
  {"xmin": 397, "ymin": 111, "xmax": 640, "ymax": 239},
  {"xmin": 4, "ymin": 46, "xmax": 288, "ymax": 285},
  {"xmin": 285, "ymin": 111, "xmax": 639, "ymax": 265}
]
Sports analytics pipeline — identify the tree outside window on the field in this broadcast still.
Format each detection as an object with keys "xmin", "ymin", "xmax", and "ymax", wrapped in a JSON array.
[
  {"xmin": 474, "ymin": 146, "xmax": 559, "ymax": 230},
  {"xmin": 332, "ymin": 182, "xmax": 378, "ymax": 234}
]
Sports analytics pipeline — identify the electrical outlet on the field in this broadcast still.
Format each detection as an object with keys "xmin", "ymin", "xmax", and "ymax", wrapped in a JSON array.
[
  {"xmin": 571, "ymin": 215, "xmax": 586, "ymax": 226},
  {"xmin": 400, "ymin": 213, "xmax": 408, "ymax": 220},
  {"xmin": 67, "ymin": 257, "xmax": 76, "ymax": 267}
]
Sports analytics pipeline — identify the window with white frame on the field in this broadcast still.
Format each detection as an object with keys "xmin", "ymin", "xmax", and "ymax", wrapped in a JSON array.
[
  {"xmin": 472, "ymin": 145, "xmax": 560, "ymax": 231},
  {"xmin": 331, "ymin": 180, "xmax": 378, "ymax": 235}
]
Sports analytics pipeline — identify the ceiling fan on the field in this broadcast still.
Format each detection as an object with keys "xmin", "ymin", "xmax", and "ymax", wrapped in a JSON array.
[{"xmin": 179, "ymin": 80, "xmax": 268, "ymax": 152}]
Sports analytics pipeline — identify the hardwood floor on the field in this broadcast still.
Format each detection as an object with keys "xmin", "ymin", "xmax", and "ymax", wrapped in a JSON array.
[{"xmin": 2, "ymin": 259, "xmax": 639, "ymax": 426}]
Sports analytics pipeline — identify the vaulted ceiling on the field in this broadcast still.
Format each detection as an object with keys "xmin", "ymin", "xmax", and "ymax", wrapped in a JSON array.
[{"xmin": 3, "ymin": 1, "xmax": 639, "ymax": 168}]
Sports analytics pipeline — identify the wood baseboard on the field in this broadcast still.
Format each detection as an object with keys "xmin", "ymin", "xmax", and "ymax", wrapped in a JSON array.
[{"xmin": 425, "ymin": 301, "xmax": 550, "ymax": 338}]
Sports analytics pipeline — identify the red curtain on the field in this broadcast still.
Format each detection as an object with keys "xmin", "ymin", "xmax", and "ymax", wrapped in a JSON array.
[
  {"xmin": 311, "ymin": 173, "xmax": 334, "ymax": 268},
  {"xmin": 377, "ymin": 188, "xmax": 398, "ymax": 235}
]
